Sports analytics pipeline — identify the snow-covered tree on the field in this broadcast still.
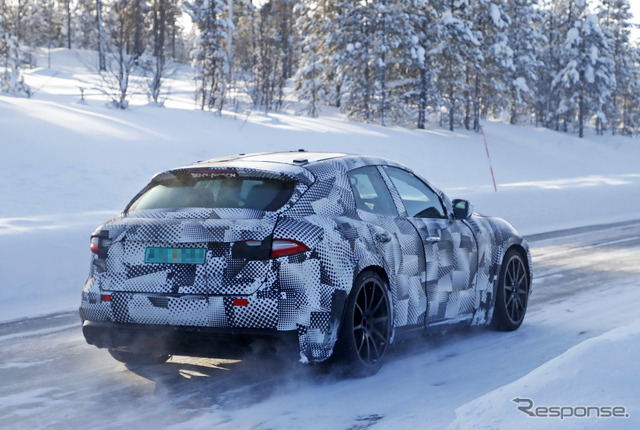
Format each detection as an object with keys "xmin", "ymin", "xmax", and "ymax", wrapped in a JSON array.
[
  {"xmin": 552, "ymin": 1, "xmax": 614, "ymax": 137},
  {"xmin": 142, "ymin": 0, "xmax": 176, "ymax": 104},
  {"xmin": 374, "ymin": 0, "xmax": 415, "ymax": 125},
  {"xmin": 0, "ymin": 34, "xmax": 30, "ymax": 95},
  {"xmin": 185, "ymin": 0, "xmax": 230, "ymax": 113},
  {"xmin": 294, "ymin": 0, "xmax": 326, "ymax": 117},
  {"xmin": 0, "ymin": 3, "xmax": 30, "ymax": 96},
  {"xmin": 406, "ymin": 0, "xmax": 441, "ymax": 129},
  {"xmin": 334, "ymin": 0, "xmax": 377, "ymax": 121},
  {"xmin": 38, "ymin": 0, "xmax": 63, "ymax": 68},
  {"xmin": 245, "ymin": 0, "xmax": 295, "ymax": 111},
  {"xmin": 503, "ymin": 0, "xmax": 544, "ymax": 125},
  {"xmin": 97, "ymin": 0, "xmax": 106, "ymax": 70},
  {"xmin": 331, "ymin": 0, "xmax": 415, "ymax": 124},
  {"xmin": 623, "ymin": 42, "xmax": 640, "ymax": 135},
  {"xmin": 598, "ymin": 0, "xmax": 635, "ymax": 135},
  {"xmin": 466, "ymin": 0, "xmax": 509, "ymax": 131},
  {"xmin": 434, "ymin": 0, "xmax": 480, "ymax": 131},
  {"xmin": 63, "ymin": 0, "xmax": 71, "ymax": 48},
  {"xmin": 99, "ymin": 0, "xmax": 142, "ymax": 109},
  {"xmin": 72, "ymin": 0, "xmax": 97, "ymax": 49}
]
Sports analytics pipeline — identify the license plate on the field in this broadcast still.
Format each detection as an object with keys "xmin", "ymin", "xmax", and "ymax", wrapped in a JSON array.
[{"xmin": 145, "ymin": 247, "xmax": 206, "ymax": 264}]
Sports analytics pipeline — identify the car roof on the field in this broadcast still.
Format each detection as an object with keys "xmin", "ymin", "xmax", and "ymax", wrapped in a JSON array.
[
  {"xmin": 166, "ymin": 152, "xmax": 406, "ymax": 184},
  {"xmin": 190, "ymin": 151, "xmax": 353, "ymax": 167}
]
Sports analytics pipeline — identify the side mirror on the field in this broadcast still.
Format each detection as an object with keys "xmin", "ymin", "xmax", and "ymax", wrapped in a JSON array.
[{"xmin": 452, "ymin": 199, "xmax": 473, "ymax": 220}]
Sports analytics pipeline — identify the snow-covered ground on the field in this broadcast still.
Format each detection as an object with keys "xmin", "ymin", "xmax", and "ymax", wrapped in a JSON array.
[{"xmin": 1, "ymin": 49, "xmax": 639, "ymax": 428}]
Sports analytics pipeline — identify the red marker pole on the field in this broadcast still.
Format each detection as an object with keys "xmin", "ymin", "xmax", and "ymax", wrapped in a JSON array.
[{"xmin": 481, "ymin": 127, "xmax": 498, "ymax": 192}]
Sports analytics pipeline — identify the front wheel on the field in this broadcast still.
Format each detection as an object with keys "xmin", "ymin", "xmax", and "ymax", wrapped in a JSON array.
[
  {"xmin": 330, "ymin": 271, "xmax": 392, "ymax": 377},
  {"xmin": 108, "ymin": 349, "xmax": 170, "ymax": 365},
  {"xmin": 492, "ymin": 249, "xmax": 530, "ymax": 331}
]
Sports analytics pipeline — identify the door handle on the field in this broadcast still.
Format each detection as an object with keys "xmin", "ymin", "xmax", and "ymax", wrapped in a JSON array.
[
  {"xmin": 425, "ymin": 236, "xmax": 441, "ymax": 243},
  {"xmin": 375, "ymin": 232, "xmax": 392, "ymax": 243}
]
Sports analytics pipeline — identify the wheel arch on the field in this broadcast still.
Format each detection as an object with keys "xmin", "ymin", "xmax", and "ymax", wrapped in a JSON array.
[
  {"xmin": 354, "ymin": 265, "xmax": 390, "ymax": 288},
  {"xmin": 329, "ymin": 264, "xmax": 395, "ymax": 374},
  {"xmin": 492, "ymin": 242, "xmax": 531, "ymax": 331},
  {"xmin": 503, "ymin": 243, "xmax": 532, "ymax": 288},
  {"xmin": 351, "ymin": 265, "xmax": 396, "ymax": 343}
]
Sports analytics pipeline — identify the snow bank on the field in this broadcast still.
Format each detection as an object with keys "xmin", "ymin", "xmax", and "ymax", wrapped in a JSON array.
[{"xmin": 448, "ymin": 319, "xmax": 640, "ymax": 430}]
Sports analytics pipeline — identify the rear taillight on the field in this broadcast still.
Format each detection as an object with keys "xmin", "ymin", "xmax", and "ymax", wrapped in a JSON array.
[
  {"xmin": 232, "ymin": 237, "xmax": 309, "ymax": 260},
  {"xmin": 90, "ymin": 233, "xmax": 112, "ymax": 254},
  {"xmin": 270, "ymin": 239, "xmax": 309, "ymax": 258},
  {"xmin": 90, "ymin": 236, "xmax": 100, "ymax": 254},
  {"xmin": 90, "ymin": 232, "xmax": 112, "ymax": 272}
]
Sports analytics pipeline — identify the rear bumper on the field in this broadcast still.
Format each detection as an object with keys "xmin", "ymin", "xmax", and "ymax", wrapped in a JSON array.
[
  {"xmin": 81, "ymin": 262, "xmax": 349, "ymax": 362},
  {"xmin": 82, "ymin": 319, "xmax": 300, "ymax": 360}
]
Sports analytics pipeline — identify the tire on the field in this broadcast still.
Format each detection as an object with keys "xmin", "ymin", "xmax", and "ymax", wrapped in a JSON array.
[
  {"xmin": 492, "ymin": 249, "xmax": 530, "ymax": 331},
  {"xmin": 108, "ymin": 349, "xmax": 170, "ymax": 365},
  {"xmin": 330, "ymin": 271, "xmax": 392, "ymax": 377}
]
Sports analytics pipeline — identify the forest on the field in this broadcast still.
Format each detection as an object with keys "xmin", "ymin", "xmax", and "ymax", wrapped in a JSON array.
[{"xmin": 1, "ymin": 0, "xmax": 639, "ymax": 137}]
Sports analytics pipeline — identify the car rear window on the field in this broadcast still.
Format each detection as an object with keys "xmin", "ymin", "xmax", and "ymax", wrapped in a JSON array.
[{"xmin": 127, "ymin": 174, "xmax": 296, "ymax": 212}]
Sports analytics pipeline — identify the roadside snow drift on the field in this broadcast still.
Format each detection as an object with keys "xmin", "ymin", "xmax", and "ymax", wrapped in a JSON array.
[{"xmin": 449, "ymin": 319, "xmax": 640, "ymax": 430}]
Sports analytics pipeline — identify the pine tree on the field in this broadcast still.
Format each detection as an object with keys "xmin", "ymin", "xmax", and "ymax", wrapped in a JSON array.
[
  {"xmin": 374, "ymin": 0, "xmax": 415, "ymax": 125},
  {"xmin": 294, "ymin": 0, "xmax": 326, "ymax": 117},
  {"xmin": 434, "ymin": 0, "xmax": 480, "ymax": 131},
  {"xmin": 538, "ymin": 0, "xmax": 576, "ymax": 131},
  {"xmin": 333, "ymin": 0, "xmax": 376, "ymax": 121},
  {"xmin": 407, "ymin": 0, "xmax": 441, "ymax": 129},
  {"xmin": 623, "ymin": 42, "xmax": 640, "ymax": 134},
  {"xmin": 72, "ymin": 0, "xmax": 97, "ymax": 49},
  {"xmin": 100, "ymin": 0, "xmax": 142, "ymax": 108},
  {"xmin": 97, "ymin": 0, "xmax": 106, "ymax": 70},
  {"xmin": 38, "ymin": 0, "xmax": 64, "ymax": 68},
  {"xmin": 0, "ymin": 33, "xmax": 30, "ymax": 96},
  {"xmin": 247, "ymin": 0, "xmax": 295, "ymax": 111},
  {"xmin": 316, "ymin": 0, "xmax": 344, "ymax": 108},
  {"xmin": 503, "ymin": 0, "xmax": 544, "ymax": 125},
  {"xmin": 64, "ymin": 0, "xmax": 71, "ymax": 48},
  {"xmin": 331, "ymin": 0, "xmax": 414, "ymax": 124},
  {"xmin": 0, "ymin": 2, "xmax": 30, "ymax": 96},
  {"xmin": 598, "ymin": 0, "xmax": 634, "ymax": 135},
  {"xmin": 552, "ymin": 1, "xmax": 614, "ymax": 137},
  {"xmin": 466, "ymin": 0, "xmax": 507, "ymax": 131},
  {"xmin": 144, "ymin": 0, "xmax": 172, "ymax": 104},
  {"xmin": 185, "ymin": 0, "xmax": 230, "ymax": 112}
]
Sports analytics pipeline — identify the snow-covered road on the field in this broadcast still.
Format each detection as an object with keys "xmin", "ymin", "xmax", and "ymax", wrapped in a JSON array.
[{"xmin": 2, "ymin": 220, "xmax": 638, "ymax": 429}]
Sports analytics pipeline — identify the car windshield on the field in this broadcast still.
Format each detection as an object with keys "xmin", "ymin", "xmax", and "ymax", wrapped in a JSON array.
[{"xmin": 127, "ymin": 173, "xmax": 296, "ymax": 212}]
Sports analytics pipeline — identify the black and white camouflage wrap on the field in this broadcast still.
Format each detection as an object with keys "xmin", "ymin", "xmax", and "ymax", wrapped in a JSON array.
[{"xmin": 81, "ymin": 152, "xmax": 532, "ymax": 363}]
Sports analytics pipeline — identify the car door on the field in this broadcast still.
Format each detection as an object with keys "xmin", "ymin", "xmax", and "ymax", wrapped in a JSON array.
[
  {"xmin": 382, "ymin": 166, "xmax": 478, "ymax": 324},
  {"xmin": 346, "ymin": 166, "xmax": 427, "ymax": 328}
]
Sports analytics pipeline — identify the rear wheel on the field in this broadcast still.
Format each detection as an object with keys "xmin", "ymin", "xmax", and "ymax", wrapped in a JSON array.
[
  {"xmin": 492, "ymin": 249, "xmax": 530, "ymax": 331},
  {"xmin": 331, "ymin": 271, "xmax": 391, "ymax": 377},
  {"xmin": 108, "ymin": 349, "xmax": 170, "ymax": 365}
]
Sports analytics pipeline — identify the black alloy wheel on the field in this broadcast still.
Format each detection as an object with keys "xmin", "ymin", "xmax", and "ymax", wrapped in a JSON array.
[
  {"xmin": 332, "ymin": 270, "xmax": 392, "ymax": 377},
  {"xmin": 493, "ymin": 249, "xmax": 530, "ymax": 331}
]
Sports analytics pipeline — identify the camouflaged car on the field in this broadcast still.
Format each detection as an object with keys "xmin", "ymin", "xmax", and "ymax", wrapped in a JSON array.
[{"xmin": 80, "ymin": 151, "xmax": 532, "ymax": 375}]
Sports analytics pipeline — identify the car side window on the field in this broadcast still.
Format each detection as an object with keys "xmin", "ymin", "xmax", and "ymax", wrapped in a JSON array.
[
  {"xmin": 384, "ymin": 167, "xmax": 446, "ymax": 219},
  {"xmin": 347, "ymin": 166, "xmax": 398, "ymax": 217}
]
